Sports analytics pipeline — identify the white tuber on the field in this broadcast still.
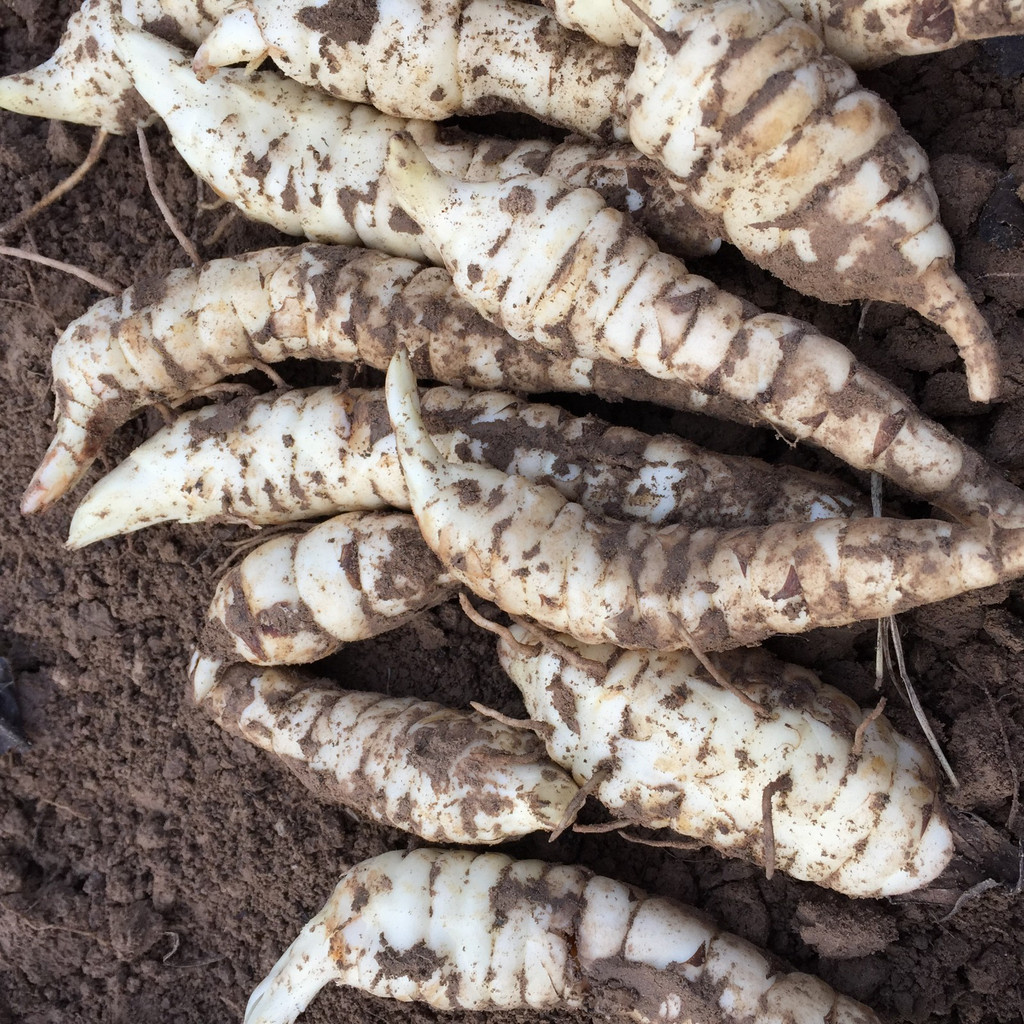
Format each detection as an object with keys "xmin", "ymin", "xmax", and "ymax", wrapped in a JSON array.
[
  {"xmin": 111, "ymin": 23, "xmax": 715, "ymax": 259},
  {"xmin": 67, "ymin": 384, "xmax": 866, "ymax": 548},
  {"xmin": 244, "ymin": 847, "xmax": 883, "ymax": 1024},
  {"xmin": 386, "ymin": 346, "xmax": 1024, "ymax": 652},
  {"xmin": 26, "ymin": 244, "xmax": 747, "ymax": 515},
  {"xmin": 540, "ymin": 0, "xmax": 1024, "ymax": 69},
  {"xmin": 0, "ymin": 0, "xmax": 233, "ymax": 132},
  {"xmin": 384, "ymin": 137, "xmax": 1023, "ymax": 527},
  {"xmin": 189, "ymin": 656, "xmax": 577, "ymax": 843},
  {"xmin": 499, "ymin": 629, "xmax": 953, "ymax": 896},
  {"xmin": 192, "ymin": 0, "xmax": 1000, "ymax": 397},
  {"xmin": 199, "ymin": 512, "xmax": 457, "ymax": 666}
]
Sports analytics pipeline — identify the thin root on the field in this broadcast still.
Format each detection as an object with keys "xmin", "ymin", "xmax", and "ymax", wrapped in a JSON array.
[
  {"xmin": 886, "ymin": 617, "xmax": 959, "ymax": 789},
  {"xmin": 468, "ymin": 700, "xmax": 550, "ymax": 737},
  {"xmin": 252, "ymin": 360, "xmax": 289, "ymax": 389},
  {"xmin": 936, "ymin": 878, "xmax": 1002, "ymax": 924},
  {"xmin": 0, "ymin": 129, "xmax": 109, "ymax": 237},
  {"xmin": 852, "ymin": 696, "xmax": 887, "ymax": 756},
  {"xmin": 0, "ymin": 245, "xmax": 117, "ymax": 294},
  {"xmin": 459, "ymin": 594, "xmax": 538, "ymax": 657},
  {"xmin": 161, "ymin": 931, "xmax": 181, "ymax": 963},
  {"xmin": 970, "ymin": 671, "xmax": 1020, "ymax": 833},
  {"xmin": 244, "ymin": 53, "xmax": 269, "ymax": 75},
  {"xmin": 619, "ymin": 0, "xmax": 677, "ymax": 48},
  {"xmin": 170, "ymin": 381, "xmax": 258, "ymax": 407},
  {"xmin": 203, "ymin": 206, "xmax": 239, "ymax": 246},
  {"xmin": 619, "ymin": 831, "xmax": 703, "ymax": 851},
  {"xmin": 509, "ymin": 616, "xmax": 609, "ymax": 680},
  {"xmin": 152, "ymin": 401, "xmax": 176, "ymax": 428},
  {"xmin": 137, "ymin": 124, "xmax": 202, "ymax": 267},
  {"xmin": 212, "ymin": 524, "xmax": 304, "ymax": 576},
  {"xmin": 677, "ymin": 622, "xmax": 769, "ymax": 718},
  {"xmin": 871, "ymin": 473, "xmax": 958, "ymax": 788},
  {"xmin": 572, "ymin": 819, "xmax": 634, "ymax": 834}
]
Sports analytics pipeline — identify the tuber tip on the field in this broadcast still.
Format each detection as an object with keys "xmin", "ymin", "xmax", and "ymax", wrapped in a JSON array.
[
  {"xmin": 913, "ymin": 263, "xmax": 1003, "ymax": 403},
  {"xmin": 188, "ymin": 650, "xmax": 225, "ymax": 704},
  {"xmin": 383, "ymin": 347, "xmax": 425, "ymax": 449},
  {"xmin": 384, "ymin": 133, "xmax": 453, "ymax": 237},
  {"xmin": 0, "ymin": 62, "xmax": 59, "ymax": 119},
  {"xmin": 0, "ymin": 60, "xmax": 132, "ymax": 134},
  {"xmin": 385, "ymin": 348, "xmax": 467, "ymax": 525},
  {"xmin": 245, "ymin": 908, "xmax": 338, "ymax": 1024},
  {"xmin": 22, "ymin": 431, "xmax": 92, "ymax": 516},
  {"xmin": 0, "ymin": 0, "xmax": 146, "ymax": 134},
  {"xmin": 66, "ymin": 449, "xmax": 174, "ymax": 549},
  {"xmin": 192, "ymin": 4, "xmax": 267, "ymax": 82}
]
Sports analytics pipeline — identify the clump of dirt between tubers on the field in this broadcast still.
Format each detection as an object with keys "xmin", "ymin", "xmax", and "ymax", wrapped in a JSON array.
[{"xmin": 1, "ymin": 2, "xmax": 1024, "ymax": 1023}]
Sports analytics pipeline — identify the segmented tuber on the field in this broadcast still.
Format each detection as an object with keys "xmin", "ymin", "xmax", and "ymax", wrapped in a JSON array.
[
  {"xmin": 499, "ymin": 628, "xmax": 953, "ymax": 896},
  {"xmin": 244, "ymin": 847, "xmax": 882, "ymax": 1024},
  {"xmin": 24, "ymin": 244, "xmax": 764, "ymax": 515},
  {"xmin": 540, "ymin": 0, "xmax": 1024, "ymax": 68},
  {"xmin": 386, "ymin": 346, "xmax": 1024, "ymax": 652},
  {"xmin": 67, "ymin": 383, "xmax": 865, "ymax": 549},
  {"xmin": 110, "ymin": 22, "xmax": 714, "ymax": 259},
  {"xmin": 189, "ymin": 655, "xmax": 578, "ymax": 843},
  {"xmin": 385, "ymin": 137, "xmax": 1024, "ymax": 526},
  {"xmin": 192, "ymin": 0, "xmax": 1001, "ymax": 397},
  {"xmin": 198, "ymin": 512, "xmax": 457, "ymax": 667}
]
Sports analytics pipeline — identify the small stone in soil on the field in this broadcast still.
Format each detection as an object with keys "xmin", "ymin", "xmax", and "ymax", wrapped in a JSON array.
[{"xmin": 0, "ymin": 658, "xmax": 30, "ymax": 755}]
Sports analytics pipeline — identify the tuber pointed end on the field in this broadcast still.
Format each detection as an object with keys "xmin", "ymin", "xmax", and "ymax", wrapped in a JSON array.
[
  {"xmin": 913, "ymin": 263, "xmax": 1003, "ymax": 403},
  {"xmin": 245, "ymin": 907, "xmax": 339, "ymax": 1024},
  {"xmin": 192, "ymin": 4, "xmax": 267, "ymax": 82},
  {"xmin": 384, "ymin": 347, "xmax": 437, "ymax": 467},
  {"xmin": 0, "ymin": 61, "xmax": 67, "ymax": 120},
  {"xmin": 0, "ymin": 58, "xmax": 138, "ymax": 134},
  {"xmin": 67, "ymin": 448, "xmax": 177, "ymax": 549},
  {"xmin": 112, "ymin": 16, "xmax": 192, "ymax": 107},
  {"xmin": 0, "ymin": 0, "xmax": 142, "ymax": 134},
  {"xmin": 22, "ymin": 426, "xmax": 94, "ymax": 516},
  {"xmin": 384, "ymin": 133, "xmax": 455, "ymax": 241},
  {"xmin": 188, "ymin": 649, "xmax": 226, "ymax": 705},
  {"xmin": 386, "ymin": 347, "xmax": 466, "ymax": 525}
]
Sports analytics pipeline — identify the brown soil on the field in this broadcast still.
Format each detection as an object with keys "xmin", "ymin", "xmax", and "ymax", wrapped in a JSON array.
[{"xmin": 2, "ymin": 4, "xmax": 1024, "ymax": 1023}]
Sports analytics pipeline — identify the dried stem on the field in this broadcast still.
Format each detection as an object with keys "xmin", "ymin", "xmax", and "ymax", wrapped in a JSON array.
[{"xmin": 549, "ymin": 767, "xmax": 610, "ymax": 842}]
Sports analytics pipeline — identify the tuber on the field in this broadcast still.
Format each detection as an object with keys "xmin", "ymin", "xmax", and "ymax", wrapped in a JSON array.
[
  {"xmin": 67, "ymin": 384, "xmax": 865, "ymax": 548},
  {"xmin": 192, "ymin": 0, "xmax": 1001, "ymax": 397},
  {"xmin": 243, "ymin": 847, "xmax": 882, "ymax": 1024},
  {"xmin": 385, "ymin": 137, "xmax": 1024, "ymax": 526},
  {"xmin": 386, "ymin": 346, "xmax": 1024, "ymax": 652},
  {"xmin": 190, "ymin": 655, "xmax": 578, "ymax": 844},
  {"xmin": 25, "ymin": 244, "xmax": 774, "ymax": 515},
  {"xmin": 499, "ymin": 628, "xmax": 953, "ymax": 896},
  {"xmin": 198, "ymin": 512, "xmax": 457, "ymax": 667}
]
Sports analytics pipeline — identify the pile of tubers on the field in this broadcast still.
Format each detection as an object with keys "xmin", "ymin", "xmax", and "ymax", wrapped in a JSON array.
[{"xmin": 2, "ymin": 1, "xmax": 1023, "ymax": 1022}]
